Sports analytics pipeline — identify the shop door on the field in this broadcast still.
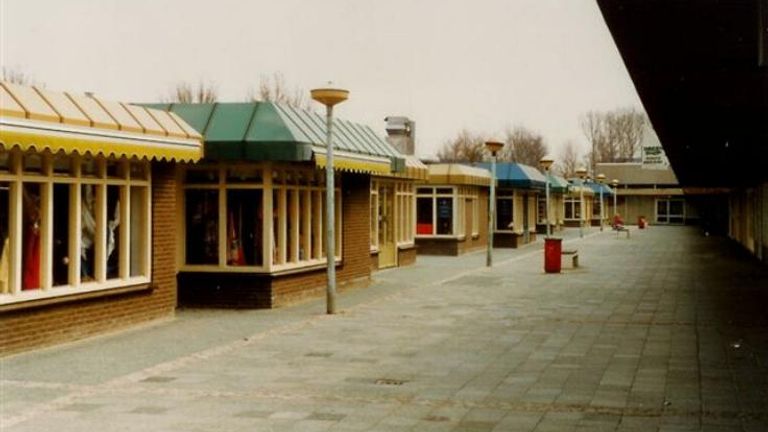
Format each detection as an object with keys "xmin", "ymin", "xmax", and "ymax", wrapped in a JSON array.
[
  {"xmin": 656, "ymin": 198, "xmax": 685, "ymax": 224},
  {"xmin": 378, "ymin": 184, "xmax": 397, "ymax": 268}
]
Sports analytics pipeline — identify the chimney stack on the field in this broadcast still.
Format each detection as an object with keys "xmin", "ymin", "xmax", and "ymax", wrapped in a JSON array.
[{"xmin": 384, "ymin": 116, "xmax": 415, "ymax": 155}]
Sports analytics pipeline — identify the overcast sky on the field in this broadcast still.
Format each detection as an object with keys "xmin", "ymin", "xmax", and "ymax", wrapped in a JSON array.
[{"xmin": 0, "ymin": 0, "xmax": 643, "ymax": 159}]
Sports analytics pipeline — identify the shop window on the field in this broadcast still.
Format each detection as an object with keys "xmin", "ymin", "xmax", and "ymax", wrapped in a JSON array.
[
  {"xmin": 185, "ymin": 190, "xmax": 219, "ymax": 265},
  {"xmin": 81, "ymin": 156, "xmax": 99, "ymax": 178},
  {"xmin": 370, "ymin": 185, "xmax": 379, "ymax": 250},
  {"xmin": 22, "ymin": 183, "xmax": 42, "ymax": 290},
  {"xmin": 564, "ymin": 198, "xmax": 581, "ymax": 220},
  {"xmin": 0, "ymin": 152, "xmax": 9, "ymax": 173},
  {"xmin": 471, "ymin": 198, "xmax": 479, "ymax": 236},
  {"xmin": 183, "ymin": 164, "xmax": 338, "ymax": 271},
  {"xmin": 497, "ymin": 197, "xmax": 514, "ymax": 231},
  {"xmin": 0, "ymin": 152, "xmax": 152, "ymax": 303},
  {"xmin": 80, "ymin": 184, "xmax": 98, "ymax": 282},
  {"xmin": 537, "ymin": 197, "xmax": 547, "ymax": 224},
  {"xmin": 23, "ymin": 154, "xmax": 43, "ymax": 174},
  {"xmin": 106, "ymin": 185, "xmax": 122, "ymax": 279},
  {"xmin": 52, "ymin": 184, "xmax": 71, "ymax": 286},
  {"xmin": 227, "ymin": 189, "xmax": 263, "ymax": 266},
  {"xmin": 436, "ymin": 197, "xmax": 452, "ymax": 235},
  {"xmin": 416, "ymin": 197, "xmax": 433, "ymax": 235}
]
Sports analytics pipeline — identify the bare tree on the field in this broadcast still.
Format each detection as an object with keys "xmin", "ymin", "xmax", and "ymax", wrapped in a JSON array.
[
  {"xmin": 556, "ymin": 140, "xmax": 582, "ymax": 178},
  {"xmin": 166, "ymin": 81, "xmax": 218, "ymax": 103},
  {"xmin": 436, "ymin": 129, "xmax": 486, "ymax": 163},
  {"xmin": 248, "ymin": 72, "xmax": 311, "ymax": 110},
  {"xmin": 580, "ymin": 107, "xmax": 646, "ymax": 173},
  {"xmin": 500, "ymin": 126, "xmax": 548, "ymax": 167}
]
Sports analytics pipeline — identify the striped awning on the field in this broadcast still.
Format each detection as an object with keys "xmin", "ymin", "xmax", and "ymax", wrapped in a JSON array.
[
  {"xmin": 374, "ymin": 155, "xmax": 428, "ymax": 180},
  {"xmin": 0, "ymin": 82, "xmax": 203, "ymax": 162},
  {"xmin": 426, "ymin": 164, "xmax": 492, "ymax": 186}
]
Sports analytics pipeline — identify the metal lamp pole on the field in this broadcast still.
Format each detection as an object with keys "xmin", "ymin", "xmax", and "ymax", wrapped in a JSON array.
[
  {"xmin": 597, "ymin": 173, "xmax": 605, "ymax": 231},
  {"xmin": 311, "ymin": 86, "xmax": 349, "ymax": 315},
  {"xmin": 576, "ymin": 167, "xmax": 587, "ymax": 238},
  {"xmin": 539, "ymin": 156, "xmax": 554, "ymax": 237},
  {"xmin": 485, "ymin": 140, "xmax": 504, "ymax": 267},
  {"xmin": 612, "ymin": 179, "xmax": 619, "ymax": 222}
]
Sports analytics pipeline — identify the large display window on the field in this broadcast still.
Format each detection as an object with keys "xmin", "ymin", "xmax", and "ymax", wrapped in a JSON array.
[
  {"xmin": 182, "ymin": 163, "xmax": 340, "ymax": 273},
  {"xmin": 0, "ymin": 149, "xmax": 151, "ymax": 304},
  {"xmin": 416, "ymin": 186, "xmax": 477, "ymax": 237}
]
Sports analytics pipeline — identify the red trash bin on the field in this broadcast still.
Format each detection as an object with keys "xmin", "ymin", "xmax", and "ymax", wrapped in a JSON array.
[
  {"xmin": 638, "ymin": 216, "xmax": 646, "ymax": 229},
  {"xmin": 544, "ymin": 237, "xmax": 562, "ymax": 273}
]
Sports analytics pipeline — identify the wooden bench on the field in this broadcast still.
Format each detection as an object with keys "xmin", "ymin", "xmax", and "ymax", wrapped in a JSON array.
[
  {"xmin": 562, "ymin": 249, "xmax": 579, "ymax": 268},
  {"xmin": 613, "ymin": 225, "xmax": 630, "ymax": 238}
]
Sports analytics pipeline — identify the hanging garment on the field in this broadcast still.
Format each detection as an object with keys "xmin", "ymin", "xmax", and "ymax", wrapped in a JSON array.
[
  {"xmin": 227, "ymin": 210, "xmax": 245, "ymax": 265},
  {"xmin": 23, "ymin": 222, "xmax": 40, "ymax": 290},
  {"xmin": 0, "ymin": 237, "xmax": 9, "ymax": 293}
]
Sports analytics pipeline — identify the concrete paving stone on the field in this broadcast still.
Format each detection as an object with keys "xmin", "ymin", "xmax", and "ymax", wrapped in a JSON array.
[{"xmin": 3, "ymin": 227, "xmax": 768, "ymax": 431}]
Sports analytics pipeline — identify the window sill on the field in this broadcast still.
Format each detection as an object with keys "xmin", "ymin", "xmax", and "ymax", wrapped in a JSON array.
[
  {"xmin": 0, "ymin": 282, "xmax": 153, "ymax": 313},
  {"xmin": 180, "ymin": 258, "xmax": 342, "ymax": 275}
]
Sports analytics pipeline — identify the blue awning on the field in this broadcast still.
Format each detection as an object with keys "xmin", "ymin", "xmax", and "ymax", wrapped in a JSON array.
[{"xmin": 473, "ymin": 162, "xmax": 547, "ymax": 190}]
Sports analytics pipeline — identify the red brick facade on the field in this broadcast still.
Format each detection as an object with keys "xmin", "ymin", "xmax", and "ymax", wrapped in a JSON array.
[{"xmin": 0, "ymin": 162, "xmax": 179, "ymax": 355}]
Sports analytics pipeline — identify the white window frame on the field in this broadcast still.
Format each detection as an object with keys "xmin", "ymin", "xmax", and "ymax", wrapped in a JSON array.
[
  {"xmin": 0, "ymin": 149, "xmax": 151, "ymax": 306},
  {"xmin": 416, "ymin": 186, "xmax": 473, "ymax": 239},
  {"xmin": 180, "ymin": 163, "xmax": 341, "ymax": 274}
]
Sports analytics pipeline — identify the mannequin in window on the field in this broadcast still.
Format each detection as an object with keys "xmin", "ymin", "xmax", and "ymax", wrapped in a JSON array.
[
  {"xmin": 106, "ymin": 198, "xmax": 120, "ymax": 277},
  {"xmin": 81, "ymin": 185, "xmax": 96, "ymax": 281},
  {"xmin": 22, "ymin": 185, "xmax": 41, "ymax": 290}
]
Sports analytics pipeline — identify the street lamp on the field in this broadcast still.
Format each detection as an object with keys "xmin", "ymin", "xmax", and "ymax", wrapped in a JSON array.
[
  {"xmin": 311, "ymin": 86, "xmax": 349, "ymax": 315},
  {"xmin": 612, "ymin": 179, "xmax": 619, "ymax": 225},
  {"xmin": 597, "ymin": 173, "xmax": 606, "ymax": 232},
  {"xmin": 485, "ymin": 140, "xmax": 504, "ymax": 267},
  {"xmin": 576, "ymin": 167, "xmax": 588, "ymax": 238},
  {"xmin": 539, "ymin": 156, "xmax": 554, "ymax": 237}
]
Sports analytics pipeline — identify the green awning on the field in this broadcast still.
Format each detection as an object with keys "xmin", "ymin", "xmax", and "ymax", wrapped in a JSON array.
[{"xmin": 144, "ymin": 102, "xmax": 405, "ymax": 174}]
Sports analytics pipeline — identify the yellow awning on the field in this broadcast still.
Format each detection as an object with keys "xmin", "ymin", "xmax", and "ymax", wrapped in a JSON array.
[
  {"xmin": 313, "ymin": 148, "xmax": 392, "ymax": 174},
  {"xmin": 426, "ymin": 164, "xmax": 492, "ymax": 186},
  {"xmin": 0, "ymin": 81, "xmax": 203, "ymax": 162},
  {"xmin": 376, "ymin": 155, "xmax": 428, "ymax": 180}
]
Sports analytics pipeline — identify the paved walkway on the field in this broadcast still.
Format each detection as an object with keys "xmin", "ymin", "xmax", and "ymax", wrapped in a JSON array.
[{"xmin": 2, "ymin": 226, "xmax": 767, "ymax": 431}]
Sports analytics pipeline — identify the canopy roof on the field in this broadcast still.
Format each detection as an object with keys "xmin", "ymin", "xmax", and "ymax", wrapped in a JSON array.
[
  {"xmin": 596, "ymin": 0, "xmax": 767, "ymax": 187},
  {"xmin": 585, "ymin": 181, "xmax": 614, "ymax": 196},
  {"xmin": 145, "ymin": 102, "xmax": 405, "ymax": 175},
  {"xmin": 0, "ymin": 82, "xmax": 202, "ymax": 162},
  {"xmin": 474, "ymin": 162, "xmax": 547, "ymax": 190},
  {"xmin": 547, "ymin": 173, "xmax": 570, "ymax": 193},
  {"xmin": 426, "ymin": 164, "xmax": 491, "ymax": 186}
]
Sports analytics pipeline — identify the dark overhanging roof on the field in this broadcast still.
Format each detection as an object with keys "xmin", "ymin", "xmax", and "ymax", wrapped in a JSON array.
[{"xmin": 596, "ymin": 0, "xmax": 768, "ymax": 187}]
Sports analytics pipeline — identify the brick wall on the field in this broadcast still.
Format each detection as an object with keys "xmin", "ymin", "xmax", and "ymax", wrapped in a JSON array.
[
  {"xmin": 272, "ymin": 172, "xmax": 372, "ymax": 306},
  {"xmin": 0, "ymin": 162, "xmax": 178, "ymax": 355},
  {"xmin": 397, "ymin": 246, "xmax": 417, "ymax": 266}
]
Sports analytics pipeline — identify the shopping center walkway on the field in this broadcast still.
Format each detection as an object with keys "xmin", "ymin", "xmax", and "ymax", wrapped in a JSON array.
[{"xmin": 2, "ymin": 226, "xmax": 767, "ymax": 431}]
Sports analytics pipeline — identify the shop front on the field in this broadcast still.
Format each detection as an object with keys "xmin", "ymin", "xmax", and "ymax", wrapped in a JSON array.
[
  {"xmin": 564, "ymin": 184, "xmax": 595, "ymax": 228},
  {"xmin": 150, "ymin": 102, "xmax": 405, "ymax": 308},
  {"xmin": 0, "ymin": 82, "xmax": 203, "ymax": 354},
  {"xmin": 415, "ymin": 164, "xmax": 490, "ymax": 256},
  {"xmin": 370, "ymin": 156, "xmax": 427, "ymax": 270},
  {"xmin": 475, "ymin": 162, "xmax": 546, "ymax": 248},
  {"xmin": 537, "ymin": 173, "xmax": 569, "ymax": 234}
]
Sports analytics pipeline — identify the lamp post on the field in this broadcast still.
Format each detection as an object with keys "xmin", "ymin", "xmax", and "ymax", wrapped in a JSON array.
[
  {"xmin": 597, "ymin": 173, "xmax": 606, "ymax": 232},
  {"xmin": 576, "ymin": 167, "xmax": 587, "ymax": 238},
  {"xmin": 612, "ymin": 179, "xmax": 619, "ymax": 223},
  {"xmin": 539, "ymin": 156, "xmax": 554, "ymax": 237},
  {"xmin": 485, "ymin": 140, "xmax": 504, "ymax": 267},
  {"xmin": 311, "ymin": 86, "xmax": 349, "ymax": 315}
]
